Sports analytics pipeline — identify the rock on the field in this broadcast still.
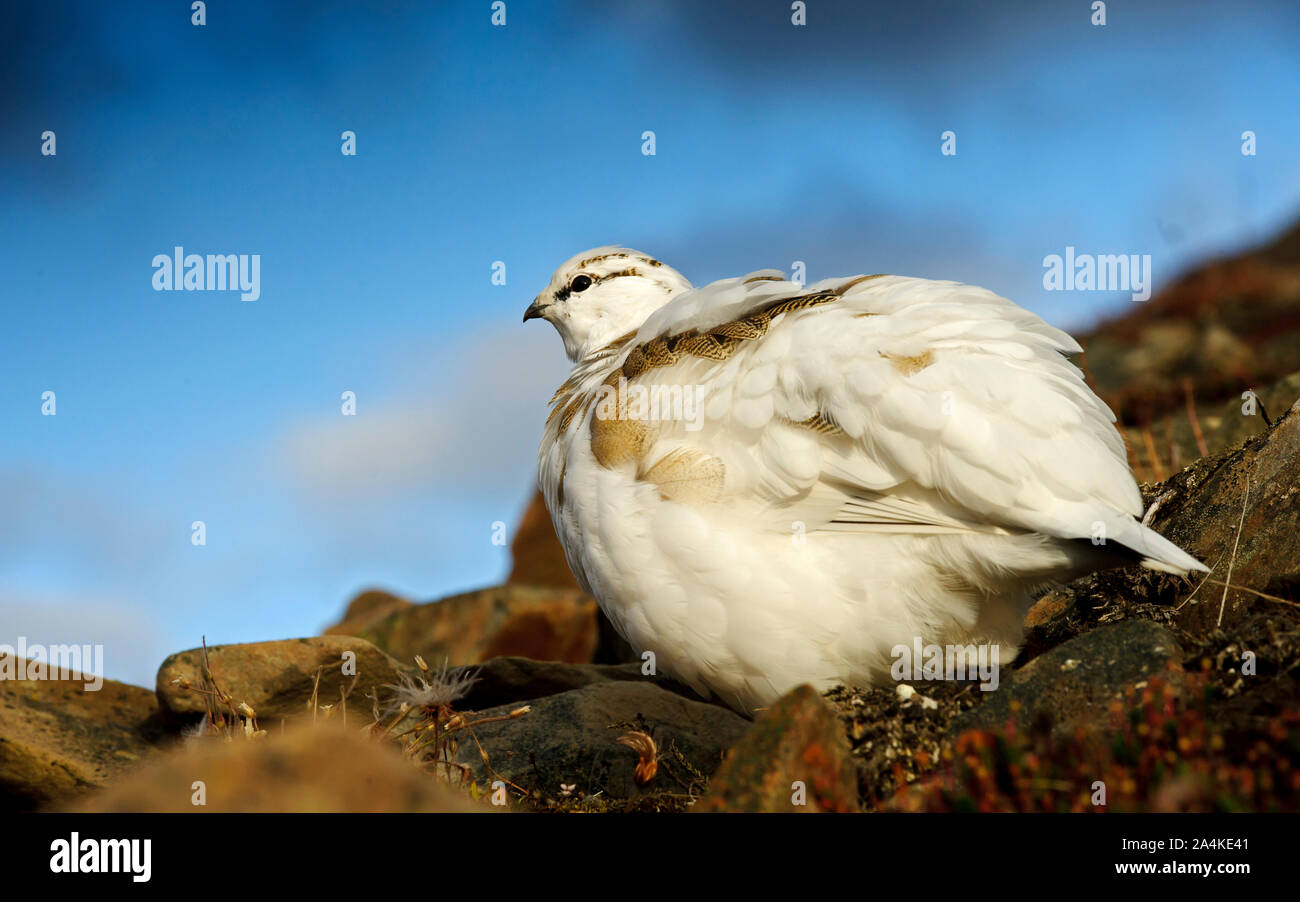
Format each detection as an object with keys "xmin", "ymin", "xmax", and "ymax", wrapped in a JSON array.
[
  {"xmin": 156, "ymin": 636, "xmax": 406, "ymax": 726},
  {"xmin": 70, "ymin": 722, "xmax": 487, "ymax": 812},
  {"xmin": 1018, "ymin": 587, "xmax": 1082, "ymax": 664},
  {"xmin": 1137, "ymin": 400, "xmax": 1300, "ymax": 636},
  {"xmin": 947, "ymin": 396, "xmax": 1300, "ymax": 812},
  {"xmin": 1020, "ymin": 397, "xmax": 1300, "ymax": 656},
  {"xmin": 593, "ymin": 606, "xmax": 642, "ymax": 665},
  {"xmin": 322, "ymin": 588, "xmax": 413, "ymax": 637},
  {"xmin": 451, "ymin": 679, "xmax": 749, "ymax": 805},
  {"xmin": 1074, "ymin": 210, "xmax": 1300, "ymax": 479},
  {"xmin": 1206, "ymin": 371, "xmax": 1300, "ymax": 452},
  {"xmin": 0, "ymin": 656, "xmax": 163, "ymax": 811},
  {"xmin": 823, "ymin": 681, "xmax": 983, "ymax": 807},
  {"xmin": 355, "ymin": 584, "xmax": 600, "ymax": 667},
  {"xmin": 1078, "ymin": 218, "xmax": 1300, "ymax": 435},
  {"xmin": 1118, "ymin": 369, "xmax": 1300, "ymax": 480},
  {"xmin": 1024, "ymin": 590, "xmax": 1070, "ymax": 630},
  {"xmin": 887, "ymin": 666, "xmax": 1300, "ymax": 812},
  {"xmin": 321, "ymin": 496, "xmax": 639, "ymax": 670},
  {"xmin": 455, "ymin": 656, "xmax": 654, "ymax": 711},
  {"xmin": 952, "ymin": 620, "xmax": 1183, "ymax": 735},
  {"xmin": 697, "ymin": 685, "xmax": 859, "ymax": 812},
  {"xmin": 507, "ymin": 490, "xmax": 581, "ymax": 590}
]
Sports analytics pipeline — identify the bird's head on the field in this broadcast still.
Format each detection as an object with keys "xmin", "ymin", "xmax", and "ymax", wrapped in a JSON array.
[{"xmin": 523, "ymin": 247, "xmax": 692, "ymax": 360}]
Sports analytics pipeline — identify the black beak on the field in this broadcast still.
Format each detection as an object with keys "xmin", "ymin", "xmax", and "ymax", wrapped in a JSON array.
[{"xmin": 522, "ymin": 298, "xmax": 546, "ymax": 323}]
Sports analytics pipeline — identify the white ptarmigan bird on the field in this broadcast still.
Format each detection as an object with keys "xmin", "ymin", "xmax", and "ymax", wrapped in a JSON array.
[{"xmin": 524, "ymin": 247, "xmax": 1207, "ymax": 714}]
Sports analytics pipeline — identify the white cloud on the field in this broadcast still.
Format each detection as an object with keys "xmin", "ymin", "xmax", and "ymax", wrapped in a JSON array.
[{"xmin": 278, "ymin": 323, "xmax": 570, "ymax": 502}]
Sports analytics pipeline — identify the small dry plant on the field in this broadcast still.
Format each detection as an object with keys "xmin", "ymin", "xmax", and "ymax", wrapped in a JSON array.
[
  {"xmin": 169, "ymin": 637, "xmax": 267, "ymax": 741},
  {"xmin": 370, "ymin": 655, "xmax": 530, "ymax": 795}
]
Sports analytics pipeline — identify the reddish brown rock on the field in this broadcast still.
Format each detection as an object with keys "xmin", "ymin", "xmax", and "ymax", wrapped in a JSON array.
[
  {"xmin": 697, "ymin": 685, "xmax": 859, "ymax": 813},
  {"xmin": 507, "ymin": 490, "xmax": 580, "ymax": 589},
  {"xmin": 1079, "ymin": 219, "xmax": 1300, "ymax": 437},
  {"xmin": 356, "ymin": 584, "xmax": 600, "ymax": 666},
  {"xmin": 1024, "ymin": 590, "xmax": 1070, "ymax": 629},
  {"xmin": 323, "ymin": 587, "xmax": 413, "ymax": 637},
  {"xmin": 1073, "ymin": 215, "xmax": 1300, "ymax": 477}
]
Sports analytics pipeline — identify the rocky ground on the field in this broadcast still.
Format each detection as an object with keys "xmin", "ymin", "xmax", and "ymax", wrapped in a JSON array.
[{"xmin": 4, "ymin": 228, "xmax": 1300, "ymax": 813}]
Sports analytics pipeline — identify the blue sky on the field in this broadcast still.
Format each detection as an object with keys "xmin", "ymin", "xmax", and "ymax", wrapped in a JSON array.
[{"xmin": 3, "ymin": 0, "xmax": 1299, "ymax": 687}]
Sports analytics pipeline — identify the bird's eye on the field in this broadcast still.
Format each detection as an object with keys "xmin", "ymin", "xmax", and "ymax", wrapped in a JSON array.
[{"xmin": 570, "ymin": 274, "xmax": 593, "ymax": 293}]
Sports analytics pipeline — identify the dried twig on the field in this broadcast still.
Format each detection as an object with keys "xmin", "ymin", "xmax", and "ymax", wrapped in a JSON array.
[
  {"xmin": 460, "ymin": 722, "xmax": 530, "ymax": 795},
  {"xmin": 1207, "ymin": 578, "xmax": 1300, "ymax": 610},
  {"xmin": 308, "ymin": 666, "xmax": 322, "ymax": 724},
  {"xmin": 1176, "ymin": 553, "xmax": 1225, "ymax": 610},
  {"xmin": 1164, "ymin": 413, "xmax": 1178, "ymax": 472},
  {"xmin": 1140, "ymin": 420, "xmax": 1165, "ymax": 483},
  {"xmin": 1217, "ymin": 474, "xmax": 1250, "ymax": 628},
  {"xmin": 171, "ymin": 636, "xmax": 263, "ymax": 739},
  {"xmin": 1183, "ymin": 378, "xmax": 1209, "ymax": 458}
]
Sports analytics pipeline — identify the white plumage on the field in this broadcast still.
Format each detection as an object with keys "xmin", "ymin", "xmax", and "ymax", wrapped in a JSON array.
[{"xmin": 524, "ymin": 247, "xmax": 1206, "ymax": 714}]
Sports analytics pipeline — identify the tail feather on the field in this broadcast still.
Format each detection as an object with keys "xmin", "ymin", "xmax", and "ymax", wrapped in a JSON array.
[{"xmin": 1112, "ymin": 518, "xmax": 1209, "ymax": 575}]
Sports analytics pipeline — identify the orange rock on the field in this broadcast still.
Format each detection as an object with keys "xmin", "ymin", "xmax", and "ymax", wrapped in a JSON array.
[
  {"xmin": 697, "ymin": 685, "xmax": 859, "ymax": 813},
  {"xmin": 323, "ymin": 588, "xmax": 413, "ymax": 636},
  {"xmin": 507, "ymin": 490, "xmax": 580, "ymax": 589},
  {"xmin": 1025, "ymin": 591, "xmax": 1070, "ymax": 629},
  {"xmin": 355, "ymin": 585, "xmax": 600, "ymax": 667}
]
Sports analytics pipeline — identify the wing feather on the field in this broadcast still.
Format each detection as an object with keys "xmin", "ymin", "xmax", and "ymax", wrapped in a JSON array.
[{"xmin": 603, "ymin": 271, "xmax": 1202, "ymax": 571}]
